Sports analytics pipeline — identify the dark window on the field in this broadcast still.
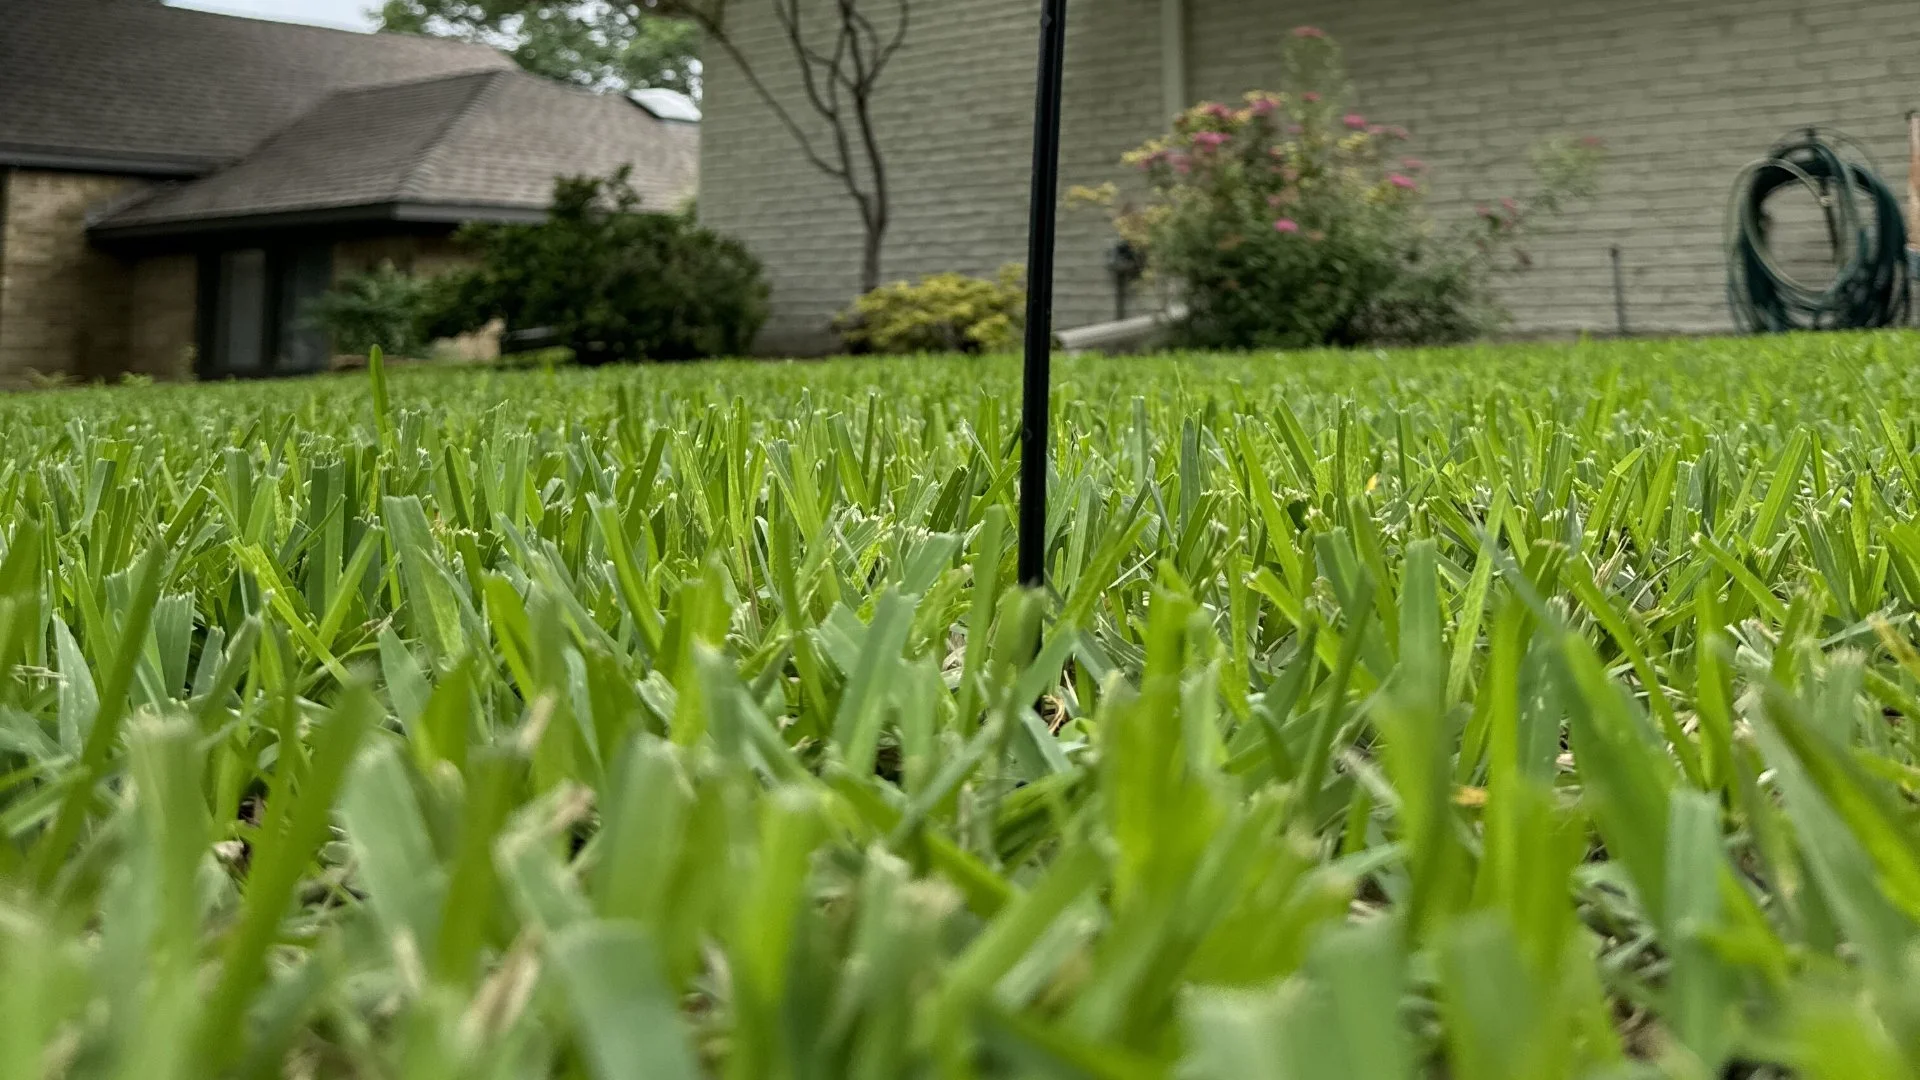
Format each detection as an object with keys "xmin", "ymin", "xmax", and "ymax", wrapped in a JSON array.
[
  {"xmin": 276, "ymin": 244, "xmax": 334, "ymax": 374},
  {"xmin": 202, "ymin": 242, "xmax": 335, "ymax": 378},
  {"xmin": 212, "ymin": 248, "xmax": 268, "ymax": 376}
]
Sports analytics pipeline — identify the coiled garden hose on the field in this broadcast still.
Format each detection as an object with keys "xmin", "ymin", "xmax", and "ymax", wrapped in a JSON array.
[{"xmin": 1726, "ymin": 131, "xmax": 1909, "ymax": 332}]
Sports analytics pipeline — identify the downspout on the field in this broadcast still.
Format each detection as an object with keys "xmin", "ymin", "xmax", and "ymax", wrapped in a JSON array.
[{"xmin": 1160, "ymin": 0, "xmax": 1188, "ymax": 121}]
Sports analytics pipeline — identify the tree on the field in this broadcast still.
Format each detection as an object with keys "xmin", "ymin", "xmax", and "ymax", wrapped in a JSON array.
[
  {"xmin": 377, "ymin": 1, "xmax": 701, "ymax": 97},
  {"xmin": 422, "ymin": 169, "xmax": 770, "ymax": 363},
  {"xmin": 662, "ymin": 0, "xmax": 909, "ymax": 295}
]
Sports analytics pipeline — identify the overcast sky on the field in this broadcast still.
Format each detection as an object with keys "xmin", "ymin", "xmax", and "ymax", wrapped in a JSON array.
[{"xmin": 167, "ymin": 0, "xmax": 377, "ymax": 32}]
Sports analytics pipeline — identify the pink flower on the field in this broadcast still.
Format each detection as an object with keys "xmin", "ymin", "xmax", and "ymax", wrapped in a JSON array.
[
  {"xmin": 1368, "ymin": 124, "xmax": 1386, "ymax": 137},
  {"xmin": 1192, "ymin": 131, "xmax": 1230, "ymax": 151},
  {"xmin": 1302, "ymin": 91, "xmax": 1322, "ymax": 104},
  {"xmin": 1274, "ymin": 218, "xmax": 1301, "ymax": 234},
  {"xmin": 1501, "ymin": 196, "xmax": 1519, "ymax": 212},
  {"xmin": 1344, "ymin": 113, "xmax": 1368, "ymax": 130},
  {"xmin": 1292, "ymin": 26, "xmax": 1327, "ymax": 38},
  {"xmin": 1388, "ymin": 173, "xmax": 1418, "ymax": 190},
  {"xmin": 1386, "ymin": 125, "xmax": 1411, "ymax": 140},
  {"xmin": 1476, "ymin": 204, "xmax": 1494, "ymax": 219},
  {"xmin": 1171, "ymin": 154, "xmax": 1192, "ymax": 174},
  {"xmin": 1401, "ymin": 157, "xmax": 1427, "ymax": 171},
  {"xmin": 1203, "ymin": 102, "xmax": 1235, "ymax": 120},
  {"xmin": 1250, "ymin": 97, "xmax": 1278, "ymax": 116}
]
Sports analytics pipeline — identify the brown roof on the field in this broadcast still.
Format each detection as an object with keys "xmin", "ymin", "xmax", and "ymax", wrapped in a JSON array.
[
  {"xmin": 0, "ymin": 0, "xmax": 512, "ymax": 174},
  {"xmin": 91, "ymin": 69, "xmax": 699, "ymax": 237}
]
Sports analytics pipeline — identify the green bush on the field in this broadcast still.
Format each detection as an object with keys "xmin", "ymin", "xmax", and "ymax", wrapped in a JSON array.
[
  {"xmin": 836, "ymin": 266, "xmax": 1024, "ymax": 354},
  {"xmin": 425, "ymin": 168, "xmax": 769, "ymax": 364},
  {"xmin": 1083, "ymin": 27, "xmax": 1603, "ymax": 350},
  {"xmin": 302, "ymin": 261, "xmax": 431, "ymax": 358}
]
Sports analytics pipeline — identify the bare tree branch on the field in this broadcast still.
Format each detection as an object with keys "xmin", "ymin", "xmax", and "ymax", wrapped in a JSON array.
[
  {"xmin": 669, "ymin": 0, "xmax": 907, "ymax": 293},
  {"xmin": 871, "ymin": 0, "xmax": 908, "ymax": 83},
  {"xmin": 772, "ymin": 0, "xmax": 873, "ymax": 230},
  {"xmin": 664, "ymin": 2, "xmax": 845, "ymax": 181}
]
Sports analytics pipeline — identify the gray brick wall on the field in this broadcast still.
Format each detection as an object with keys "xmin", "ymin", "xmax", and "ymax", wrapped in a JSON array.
[
  {"xmin": 1189, "ymin": 0, "xmax": 1920, "ymax": 335},
  {"xmin": 702, "ymin": 0, "xmax": 1033, "ymax": 352},
  {"xmin": 701, "ymin": 0, "xmax": 1172, "ymax": 350},
  {"xmin": 702, "ymin": 0, "xmax": 1920, "ymax": 348}
]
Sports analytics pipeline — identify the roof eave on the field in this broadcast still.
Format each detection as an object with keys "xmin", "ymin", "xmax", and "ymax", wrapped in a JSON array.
[
  {"xmin": 0, "ymin": 144, "xmax": 215, "ymax": 178},
  {"xmin": 88, "ymin": 199, "xmax": 550, "ymax": 243}
]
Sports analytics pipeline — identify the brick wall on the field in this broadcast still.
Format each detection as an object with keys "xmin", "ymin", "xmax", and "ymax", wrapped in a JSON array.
[
  {"xmin": 333, "ymin": 234, "xmax": 476, "ymax": 281},
  {"xmin": 126, "ymin": 254, "xmax": 198, "ymax": 379},
  {"xmin": 0, "ymin": 169, "xmax": 144, "ymax": 382},
  {"xmin": 702, "ymin": 0, "xmax": 1920, "ymax": 346},
  {"xmin": 701, "ymin": 0, "xmax": 1049, "ymax": 352},
  {"xmin": 0, "ymin": 180, "xmax": 496, "ymax": 384},
  {"xmin": 1188, "ymin": 0, "xmax": 1920, "ymax": 335}
]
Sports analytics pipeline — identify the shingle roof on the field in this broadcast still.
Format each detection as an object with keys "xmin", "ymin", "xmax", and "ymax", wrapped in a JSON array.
[
  {"xmin": 0, "ymin": 0, "xmax": 512, "ymax": 173},
  {"xmin": 91, "ymin": 69, "xmax": 700, "ymax": 236},
  {"xmin": 412, "ymin": 70, "xmax": 699, "ymax": 211}
]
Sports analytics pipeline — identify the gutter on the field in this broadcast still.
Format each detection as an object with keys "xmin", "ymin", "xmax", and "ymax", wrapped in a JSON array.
[
  {"xmin": 0, "ymin": 143, "xmax": 213, "ymax": 178},
  {"xmin": 89, "ymin": 199, "xmax": 550, "ymax": 244}
]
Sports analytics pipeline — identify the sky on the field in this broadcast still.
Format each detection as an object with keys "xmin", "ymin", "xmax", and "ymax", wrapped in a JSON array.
[{"xmin": 167, "ymin": 0, "xmax": 377, "ymax": 32}]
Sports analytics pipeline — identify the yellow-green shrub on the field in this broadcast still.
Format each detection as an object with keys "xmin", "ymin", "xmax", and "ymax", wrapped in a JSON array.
[{"xmin": 837, "ymin": 266, "xmax": 1024, "ymax": 354}]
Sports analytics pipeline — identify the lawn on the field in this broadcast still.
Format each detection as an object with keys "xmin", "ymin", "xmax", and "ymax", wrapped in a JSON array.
[{"xmin": 2, "ymin": 335, "xmax": 1920, "ymax": 1078}]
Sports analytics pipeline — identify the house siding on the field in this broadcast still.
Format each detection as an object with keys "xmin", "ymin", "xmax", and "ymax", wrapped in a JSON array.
[
  {"xmin": 702, "ymin": 0, "xmax": 1920, "ymax": 347},
  {"xmin": 1188, "ymin": 0, "xmax": 1920, "ymax": 335},
  {"xmin": 0, "ymin": 169, "xmax": 144, "ymax": 382},
  {"xmin": 701, "ymin": 0, "xmax": 1156, "ymax": 353}
]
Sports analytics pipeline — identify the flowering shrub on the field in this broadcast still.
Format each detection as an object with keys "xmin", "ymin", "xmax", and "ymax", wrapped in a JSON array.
[
  {"xmin": 1081, "ymin": 28, "xmax": 1604, "ymax": 349},
  {"xmin": 837, "ymin": 266, "xmax": 1025, "ymax": 354}
]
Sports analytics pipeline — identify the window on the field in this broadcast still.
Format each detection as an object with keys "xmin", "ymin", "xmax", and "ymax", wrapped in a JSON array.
[
  {"xmin": 212, "ymin": 248, "xmax": 267, "ymax": 376},
  {"xmin": 275, "ymin": 244, "xmax": 333, "ymax": 374},
  {"xmin": 201, "ymin": 242, "xmax": 335, "ymax": 378}
]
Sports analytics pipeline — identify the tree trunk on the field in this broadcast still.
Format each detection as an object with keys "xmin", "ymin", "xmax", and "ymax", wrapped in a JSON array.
[{"xmin": 861, "ymin": 221, "xmax": 885, "ymax": 295}]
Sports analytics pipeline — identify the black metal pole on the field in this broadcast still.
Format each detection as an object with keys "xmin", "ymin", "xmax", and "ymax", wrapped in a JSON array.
[
  {"xmin": 1019, "ymin": 0, "xmax": 1069, "ymax": 589},
  {"xmin": 1611, "ymin": 245, "xmax": 1629, "ymax": 337}
]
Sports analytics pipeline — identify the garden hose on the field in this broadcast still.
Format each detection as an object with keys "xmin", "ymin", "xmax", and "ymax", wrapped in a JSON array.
[{"xmin": 1725, "ymin": 130, "xmax": 1909, "ymax": 332}]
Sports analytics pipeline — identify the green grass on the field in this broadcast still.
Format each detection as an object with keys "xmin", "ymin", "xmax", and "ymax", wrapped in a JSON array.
[{"xmin": 4, "ymin": 334, "xmax": 1920, "ymax": 1078}]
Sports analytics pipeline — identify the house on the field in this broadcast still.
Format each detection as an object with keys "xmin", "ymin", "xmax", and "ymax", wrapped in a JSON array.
[
  {"xmin": 0, "ymin": 0, "xmax": 698, "ymax": 383},
  {"xmin": 701, "ymin": 0, "xmax": 1920, "ymax": 351}
]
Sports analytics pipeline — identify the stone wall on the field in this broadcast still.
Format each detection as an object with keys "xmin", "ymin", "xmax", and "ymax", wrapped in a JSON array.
[
  {"xmin": 0, "ymin": 168, "xmax": 144, "ymax": 382},
  {"xmin": 701, "ymin": 0, "xmax": 1920, "ymax": 347}
]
